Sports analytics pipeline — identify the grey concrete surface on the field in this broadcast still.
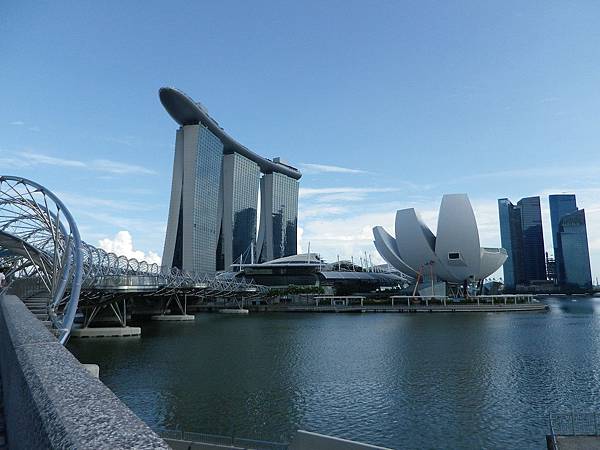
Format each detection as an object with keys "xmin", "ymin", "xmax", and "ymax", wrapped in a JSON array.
[
  {"xmin": 553, "ymin": 435, "xmax": 600, "ymax": 449},
  {"xmin": 0, "ymin": 294, "xmax": 168, "ymax": 449},
  {"xmin": 82, "ymin": 364, "xmax": 99, "ymax": 378},
  {"xmin": 70, "ymin": 326, "xmax": 141, "ymax": 338},
  {"xmin": 151, "ymin": 314, "xmax": 195, "ymax": 321}
]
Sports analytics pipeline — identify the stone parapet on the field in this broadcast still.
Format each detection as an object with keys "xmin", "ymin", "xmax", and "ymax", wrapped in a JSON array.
[{"xmin": 0, "ymin": 294, "xmax": 168, "ymax": 449}]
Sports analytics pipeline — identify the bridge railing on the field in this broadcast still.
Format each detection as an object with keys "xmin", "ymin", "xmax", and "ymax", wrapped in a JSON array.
[{"xmin": 156, "ymin": 429, "xmax": 289, "ymax": 450}]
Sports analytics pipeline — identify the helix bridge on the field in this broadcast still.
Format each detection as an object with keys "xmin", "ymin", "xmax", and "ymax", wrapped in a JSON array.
[{"xmin": 0, "ymin": 176, "xmax": 266, "ymax": 344}]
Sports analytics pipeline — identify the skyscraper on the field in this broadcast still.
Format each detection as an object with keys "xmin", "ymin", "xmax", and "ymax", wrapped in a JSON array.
[
  {"xmin": 256, "ymin": 169, "xmax": 299, "ymax": 262},
  {"xmin": 159, "ymin": 87, "xmax": 301, "ymax": 274},
  {"xmin": 498, "ymin": 198, "xmax": 524, "ymax": 289},
  {"xmin": 549, "ymin": 195, "xmax": 592, "ymax": 289},
  {"xmin": 549, "ymin": 194, "xmax": 577, "ymax": 283},
  {"xmin": 220, "ymin": 153, "xmax": 260, "ymax": 269},
  {"xmin": 517, "ymin": 197, "xmax": 547, "ymax": 282},
  {"xmin": 498, "ymin": 196, "xmax": 546, "ymax": 288}
]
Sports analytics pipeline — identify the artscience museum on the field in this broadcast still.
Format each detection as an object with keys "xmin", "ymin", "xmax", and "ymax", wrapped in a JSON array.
[{"xmin": 373, "ymin": 194, "xmax": 507, "ymax": 288}]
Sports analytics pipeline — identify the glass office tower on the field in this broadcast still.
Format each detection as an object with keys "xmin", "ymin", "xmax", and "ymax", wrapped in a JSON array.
[
  {"xmin": 498, "ymin": 198, "xmax": 524, "ymax": 289},
  {"xmin": 257, "ymin": 172, "xmax": 299, "ymax": 262},
  {"xmin": 559, "ymin": 209, "xmax": 592, "ymax": 288},
  {"xmin": 516, "ymin": 196, "xmax": 547, "ymax": 282},
  {"xmin": 498, "ymin": 196, "xmax": 546, "ymax": 288},
  {"xmin": 220, "ymin": 153, "xmax": 260, "ymax": 269},
  {"xmin": 162, "ymin": 124, "xmax": 224, "ymax": 273},
  {"xmin": 549, "ymin": 194, "xmax": 578, "ymax": 284}
]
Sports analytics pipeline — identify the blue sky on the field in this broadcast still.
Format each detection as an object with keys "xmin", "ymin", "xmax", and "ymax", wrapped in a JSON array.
[{"xmin": 2, "ymin": 1, "xmax": 600, "ymax": 279}]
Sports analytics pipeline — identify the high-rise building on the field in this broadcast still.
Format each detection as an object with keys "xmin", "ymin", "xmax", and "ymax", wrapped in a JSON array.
[
  {"xmin": 517, "ymin": 197, "xmax": 547, "ymax": 282},
  {"xmin": 498, "ymin": 198, "xmax": 524, "ymax": 289},
  {"xmin": 549, "ymin": 194, "xmax": 578, "ymax": 284},
  {"xmin": 498, "ymin": 196, "xmax": 546, "ymax": 288},
  {"xmin": 220, "ymin": 153, "xmax": 261, "ymax": 270},
  {"xmin": 159, "ymin": 87, "xmax": 301, "ymax": 274},
  {"xmin": 162, "ymin": 124, "xmax": 224, "ymax": 273},
  {"xmin": 256, "ymin": 170, "xmax": 299, "ymax": 262},
  {"xmin": 549, "ymin": 195, "xmax": 592, "ymax": 289}
]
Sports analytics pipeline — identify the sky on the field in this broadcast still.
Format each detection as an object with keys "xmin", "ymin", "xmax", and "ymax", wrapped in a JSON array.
[{"xmin": 1, "ymin": 1, "xmax": 600, "ymax": 280}]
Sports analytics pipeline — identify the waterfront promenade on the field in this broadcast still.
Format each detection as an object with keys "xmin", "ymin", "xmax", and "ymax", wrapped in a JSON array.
[{"xmin": 193, "ymin": 294, "xmax": 547, "ymax": 314}]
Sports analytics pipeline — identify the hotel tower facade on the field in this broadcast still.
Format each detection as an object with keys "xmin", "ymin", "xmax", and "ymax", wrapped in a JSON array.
[{"xmin": 159, "ymin": 87, "xmax": 301, "ymax": 274}]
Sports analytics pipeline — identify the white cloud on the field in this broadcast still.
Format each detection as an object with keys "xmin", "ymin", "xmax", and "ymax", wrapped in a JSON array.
[
  {"xmin": 6, "ymin": 151, "xmax": 156, "ymax": 176},
  {"xmin": 19, "ymin": 151, "xmax": 86, "ymax": 168},
  {"xmin": 297, "ymin": 226, "xmax": 304, "ymax": 253},
  {"xmin": 55, "ymin": 191, "xmax": 156, "ymax": 212},
  {"xmin": 98, "ymin": 231, "xmax": 161, "ymax": 265},
  {"xmin": 300, "ymin": 163, "xmax": 369, "ymax": 174},
  {"xmin": 8, "ymin": 121, "xmax": 40, "ymax": 131},
  {"xmin": 299, "ymin": 204, "xmax": 349, "ymax": 219},
  {"xmin": 299, "ymin": 187, "xmax": 399, "ymax": 198},
  {"xmin": 300, "ymin": 210, "xmax": 397, "ymax": 264},
  {"xmin": 91, "ymin": 159, "xmax": 157, "ymax": 175},
  {"xmin": 104, "ymin": 136, "xmax": 138, "ymax": 147}
]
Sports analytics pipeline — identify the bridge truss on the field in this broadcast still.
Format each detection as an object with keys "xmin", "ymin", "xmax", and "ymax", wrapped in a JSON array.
[{"xmin": 0, "ymin": 176, "xmax": 265, "ymax": 343}]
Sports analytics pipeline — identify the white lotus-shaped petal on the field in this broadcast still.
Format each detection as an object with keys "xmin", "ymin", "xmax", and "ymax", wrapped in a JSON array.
[
  {"xmin": 394, "ymin": 208, "xmax": 453, "ymax": 281},
  {"xmin": 479, "ymin": 247, "xmax": 508, "ymax": 279},
  {"xmin": 373, "ymin": 194, "xmax": 507, "ymax": 283},
  {"xmin": 373, "ymin": 226, "xmax": 418, "ymax": 277},
  {"xmin": 435, "ymin": 194, "xmax": 481, "ymax": 281}
]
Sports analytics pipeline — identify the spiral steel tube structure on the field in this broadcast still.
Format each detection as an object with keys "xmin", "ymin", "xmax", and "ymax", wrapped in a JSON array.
[{"xmin": 0, "ymin": 176, "xmax": 265, "ymax": 343}]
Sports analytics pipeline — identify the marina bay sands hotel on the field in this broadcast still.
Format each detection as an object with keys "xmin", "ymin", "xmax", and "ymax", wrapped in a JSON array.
[{"xmin": 159, "ymin": 87, "xmax": 301, "ymax": 273}]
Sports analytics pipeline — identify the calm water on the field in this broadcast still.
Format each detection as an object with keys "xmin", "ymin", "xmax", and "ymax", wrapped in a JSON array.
[{"xmin": 68, "ymin": 296, "xmax": 600, "ymax": 449}]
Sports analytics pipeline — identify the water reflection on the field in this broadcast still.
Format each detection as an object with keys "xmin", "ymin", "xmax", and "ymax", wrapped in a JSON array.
[{"xmin": 68, "ymin": 297, "xmax": 600, "ymax": 449}]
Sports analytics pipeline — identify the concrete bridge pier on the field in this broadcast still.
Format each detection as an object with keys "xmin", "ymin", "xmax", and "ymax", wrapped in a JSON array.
[
  {"xmin": 72, "ymin": 297, "xmax": 141, "ymax": 338},
  {"xmin": 151, "ymin": 294, "xmax": 195, "ymax": 321}
]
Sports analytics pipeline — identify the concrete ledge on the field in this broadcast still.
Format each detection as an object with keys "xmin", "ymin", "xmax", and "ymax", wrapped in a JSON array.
[
  {"xmin": 70, "ymin": 326, "xmax": 142, "ymax": 338},
  {"xmin": 151, "ymin": 314, "xmax": 195, "ymax": 321},
  {"xmin": 218, "ymin": 309, "xmax": 249, "ymax": 314},
  {"xmin": 82, "ymin": 364, "xmax": 99, "ymax": 378},
  {"xmin": 0, "ymin": 294, "xmax": 167, "ymax": 449}
]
